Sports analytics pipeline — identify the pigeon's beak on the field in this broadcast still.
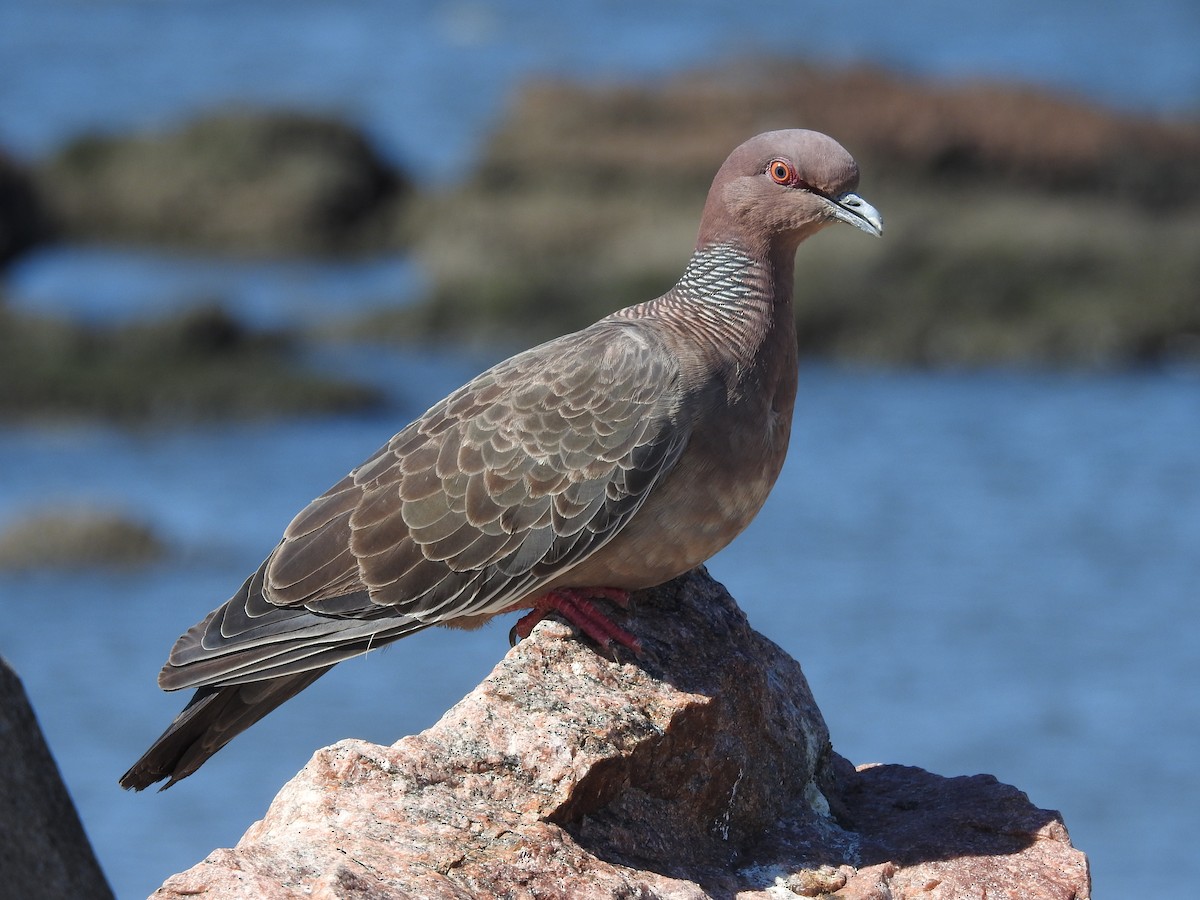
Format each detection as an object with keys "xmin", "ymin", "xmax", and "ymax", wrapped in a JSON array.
[{"xmin": 828, "ymin": 192, "xmax": 883, "ymax": 237}]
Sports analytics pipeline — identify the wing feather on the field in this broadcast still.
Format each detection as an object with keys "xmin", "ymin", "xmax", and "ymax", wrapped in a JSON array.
[{"xmin": 159, "ymin": 321, "xmax": 688, "ymax": 691}]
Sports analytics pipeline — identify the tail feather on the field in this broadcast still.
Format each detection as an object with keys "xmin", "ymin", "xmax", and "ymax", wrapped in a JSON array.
[
  {"xmin": 123, "ymin": 579, "xmax": 434, "ymax": 788},
  {"xmin": 118, "ymin": 668, "xmax": 330, "ymax": 791}
]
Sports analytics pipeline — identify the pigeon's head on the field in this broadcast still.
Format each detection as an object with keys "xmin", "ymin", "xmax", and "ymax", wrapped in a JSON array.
[{"xmin": 698, "ymin": 129, "xmax": 882, "ymax": 255}]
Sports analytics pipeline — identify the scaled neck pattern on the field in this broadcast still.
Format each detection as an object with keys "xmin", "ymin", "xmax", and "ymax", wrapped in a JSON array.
[{"xmin": 615, "ymin": 242, "xmax": 787, "ymax": 368}]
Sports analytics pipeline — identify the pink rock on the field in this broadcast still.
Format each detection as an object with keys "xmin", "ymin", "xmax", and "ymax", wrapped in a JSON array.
[{"xmin": 152, "ymin": 569, "xmax": 1090, "ymax": 899}]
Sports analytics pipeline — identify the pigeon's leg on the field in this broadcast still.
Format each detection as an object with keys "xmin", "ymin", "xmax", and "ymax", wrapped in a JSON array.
[{"xmin": 508, "ymin": 588, "xmax": 640, "ymax": 652}]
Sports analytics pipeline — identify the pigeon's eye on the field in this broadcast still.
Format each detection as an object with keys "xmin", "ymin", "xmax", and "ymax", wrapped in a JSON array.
[{"xmin": 768, "ymin": 158, "xmax": 796, "ymax": 185}]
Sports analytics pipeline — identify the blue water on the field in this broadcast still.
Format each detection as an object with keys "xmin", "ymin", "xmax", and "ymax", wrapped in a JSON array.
[
  {"xmin": 4, "ymin": 246, "xmax": 424, "ymax": 330},
  {"xmin": 2, "ymin": 2, "xmax": 1199, "ymax": 897}
]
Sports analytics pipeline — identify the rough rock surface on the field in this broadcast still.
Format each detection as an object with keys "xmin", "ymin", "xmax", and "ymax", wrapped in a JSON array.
[
  {"xmin": 152, "ymin": 570, "xmax": 1090, "ymax": 899},
  {"xmin": 0, "ymin": 657, "xmax": 114, "ymax": 900}
]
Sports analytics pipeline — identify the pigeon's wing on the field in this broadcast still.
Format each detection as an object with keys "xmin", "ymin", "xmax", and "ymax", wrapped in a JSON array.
[{"xmin": 159, "ymin": 321, "xmax": 688, "ymax": 691}]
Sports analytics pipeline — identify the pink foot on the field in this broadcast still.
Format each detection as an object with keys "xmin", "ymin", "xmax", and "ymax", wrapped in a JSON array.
[{"xmin": 509, "ymin": 588, "xmax": 640, "ymax": 653}]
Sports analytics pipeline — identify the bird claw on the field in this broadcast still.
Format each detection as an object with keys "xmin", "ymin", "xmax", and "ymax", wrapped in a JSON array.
[{"xmin": 508, "ymin": 587, "xmax": 641, "ymax": 654}]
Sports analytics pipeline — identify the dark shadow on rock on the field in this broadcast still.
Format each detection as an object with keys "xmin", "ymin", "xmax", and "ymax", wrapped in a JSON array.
[
  {"xmin": 546, "ymin": 571, "xmax": 841, "ymax": 883},
  {"xmin": 551, "ymin": 574, "xmax": 1076, "ymax": 897},
  {"xmin": 838, "ymin": 762, "xmax": 1065, "ymax": 867}
]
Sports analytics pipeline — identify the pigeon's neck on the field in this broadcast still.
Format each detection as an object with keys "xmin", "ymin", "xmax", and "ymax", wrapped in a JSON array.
[
  {"xmin": 645, "ymin": 242, "xmax": 795, "ymax": 357},
  {"xmin": 674, "ymin": 241, "xmax": 794, "ymax": 309}
]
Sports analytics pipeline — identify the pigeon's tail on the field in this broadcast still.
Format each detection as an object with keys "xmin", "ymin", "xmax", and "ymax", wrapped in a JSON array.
[{"xmin": 118, "ymin": 669, "xmax": 330, "ymax": 791}]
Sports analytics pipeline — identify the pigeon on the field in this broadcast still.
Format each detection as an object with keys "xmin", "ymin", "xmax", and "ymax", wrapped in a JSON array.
[{"xmin": 120, "ymin": 129, "xmax": 882, "ymax": 790}]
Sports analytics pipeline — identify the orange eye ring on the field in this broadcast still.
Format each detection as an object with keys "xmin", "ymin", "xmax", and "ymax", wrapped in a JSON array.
[{"xmin": 768, "ymin": 158, "xmax": 796, "ymax": 185}]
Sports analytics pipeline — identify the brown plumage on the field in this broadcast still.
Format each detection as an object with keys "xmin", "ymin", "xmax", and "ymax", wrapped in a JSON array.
[{"xmin": 120, "ymin": 129, "xmax": 882, "ymax": 790}]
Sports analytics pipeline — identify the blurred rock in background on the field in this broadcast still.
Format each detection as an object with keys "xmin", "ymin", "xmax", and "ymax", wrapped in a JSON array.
[
  {"xmin": 33, "ymin": 110, "xmax": 413, "ymax": 257},
  {"xmin": 379, "ymin": 62, "xmax": 1200, "ymax": 369}
]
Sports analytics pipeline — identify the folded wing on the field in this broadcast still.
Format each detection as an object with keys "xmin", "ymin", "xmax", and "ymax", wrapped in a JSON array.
[{"xmin": 159, "ymin": 321, "xmax": 688, "ymax": 691}]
